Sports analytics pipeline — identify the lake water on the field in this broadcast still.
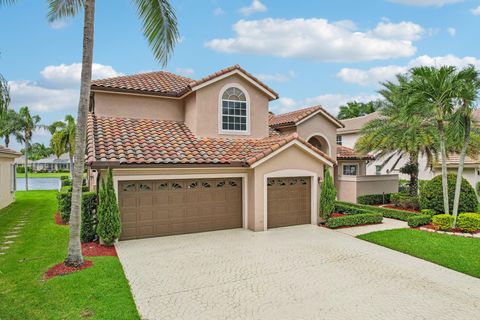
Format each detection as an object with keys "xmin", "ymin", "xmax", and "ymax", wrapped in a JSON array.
[{"xmin": 16, "ymin": 178, "xmax": 61, "ymax": 191}]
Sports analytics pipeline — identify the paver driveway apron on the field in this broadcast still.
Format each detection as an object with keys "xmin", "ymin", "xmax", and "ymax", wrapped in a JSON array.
[{"xmin": 116, "ymin": 225, "xmax": 480, "ymax": 320}]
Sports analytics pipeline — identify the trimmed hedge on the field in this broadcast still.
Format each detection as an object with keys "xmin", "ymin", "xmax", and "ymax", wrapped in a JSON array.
[
  {"xmin": 334, "ymin": 202, "xmax": 370, "ymax": 215},
  {"xmin": 61, "ymin": 185, "xmax": 90, "ymax": 193},
  {"xmin": 327, "ymin": 213, "xmax": 383, "ymax": 228},
  {"xmin": 336, "ymin": 201, "xmax": 417, "ymax": 221},
  {"xmin": 432, "ymin": 214, "xmax": 454, "ymax": 231},
  {"xmin": 420, "ymin": 174, "xmax": 478, "ymax": 213},
  {"xmin": 457, "ymin": 213, "xmax": 480, "ymax": 233},
  {"xmin": 390, "ymin": 193, "xmax": 420, "ymax": 210},
  {"xmin": 357, "ymin": 193, "xmax": 391, "ymax": 205},
  {"xmin": 407, "ymin": 214, "xmax": 431, "ymax": 227},
  {"xmin": 57, "ymin": 191, "xmax": 71, "ymax": 223},
  {"xmin": 420, "ymin": 209, "xmax": 437, "ymax": 217}
]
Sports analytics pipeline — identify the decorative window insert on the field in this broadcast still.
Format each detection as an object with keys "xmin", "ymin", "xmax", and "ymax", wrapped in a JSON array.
[
  {"xmin": 123, "ymin": 183, "xmax": 136, "ymax": 192},
  {"xmin": 375, "ymin": 165, "xmax": 381, "ymax": 175},
  {"xmin": 343, "ymin": 164, "xmax": 358, "ymax": 176},
  {"xmin": 139, "ymin": 183, "xmax": 152, "ymax": 191},
  {"xmin": 221, "ymin": 87, "xmax": 247, "ymax": 132}
]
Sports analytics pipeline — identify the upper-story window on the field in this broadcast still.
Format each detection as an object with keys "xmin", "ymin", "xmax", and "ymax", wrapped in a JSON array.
[
  {"xmin": 220, "ymin": 86, "xmax": 249, "ymax": 133},
  {"xmin": 336, "ymin": 135, "xmax": 342, "ymax": 145}
]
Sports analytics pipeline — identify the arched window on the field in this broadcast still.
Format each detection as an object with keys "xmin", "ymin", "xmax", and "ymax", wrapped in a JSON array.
[{"xmin": 220, "ymin": 86, "xmax": 248, "ymax": 132}]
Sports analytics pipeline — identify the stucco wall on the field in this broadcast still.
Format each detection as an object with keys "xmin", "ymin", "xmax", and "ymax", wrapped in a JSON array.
[
  {"xmin": 93, "ymin": 91, "xmax": 184, "ymax": 121},
  {"xmin": 337, "ymin": 174, "xmax": 399, "ymax": 203},
  {"xmin": 184, "ymin": 93, "xmax": 197, "ymax": 134},
  {"xmin": 337, "ymin": 160, "xmax": 367, "ymax": 176},
  {"xmin": 297, "ymin": 114, "xmax": 339, "ymax": 159},
  {"xmin": 338, "ymin": 132, "xmax": 359, "ymax": 149},
  {"xmin": 193, "ymin": 74, "xmax": 270, "ymax": 139},
  {"xmin": 0, "ymin": 157, "xmax": 15, "ymax": 209}
]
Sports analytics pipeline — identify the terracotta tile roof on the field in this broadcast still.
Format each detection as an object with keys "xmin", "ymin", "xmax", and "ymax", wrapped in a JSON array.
[
  {"xmin": 337, "ymin": 145, "xmax": 375, "ymax": 160},
  {"xmin": 0, "ymin": 145, "xmax": 21, "ymax": 156},
  {"xmin": 269, "ymin": 105, "xmax": 343, "ymax": 128},
  {"xmin": 435, "ymin": 153, "xmax": 480, "ymax": 166},
  {"xmin": 337, "ymin": 112, "xmax": 382, "ymax": 134},
  {"xmin": 87, "ymin": 114, "xmax": 334, "ymax": 167},
  {"xmin": 91, "ymin": 65, "xmax": 279, "ymax": 99}
]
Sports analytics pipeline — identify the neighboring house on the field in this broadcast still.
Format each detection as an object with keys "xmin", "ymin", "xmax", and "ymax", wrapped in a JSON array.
[
  {"xmin": 337, "ymin": 111, "xmax": 480, "ymax": 190},
  {"xmin": 0, "ymin": 145, "xmax": 21, "ymax": 209},
  {"xmin": 14, "ymin": 153, "xmax": 71, "ymax": 172},
  {"xmin": 87, "ymin": 65, "xmax": 396, "ymax": 240}
]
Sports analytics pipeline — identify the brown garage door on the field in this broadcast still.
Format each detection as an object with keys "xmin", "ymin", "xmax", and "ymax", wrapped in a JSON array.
[
  {"xmin": 118, "ymin": 178, "xmax": 242, "ymax": 240},
  {"xmin": 267, "ymin": 177, "xmax": 311, "ymax": 228}
]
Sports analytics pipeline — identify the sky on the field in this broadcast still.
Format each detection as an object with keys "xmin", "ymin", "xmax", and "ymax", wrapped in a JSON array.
[{"xmin": 1, "ymin": 0, "xmax": 480, "ymax": 150}]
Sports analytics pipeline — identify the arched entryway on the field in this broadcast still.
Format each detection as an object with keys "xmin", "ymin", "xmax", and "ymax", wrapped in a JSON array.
[{"xmin": 307, "ymin": 134, "xmax": 331, "ymax": 157}]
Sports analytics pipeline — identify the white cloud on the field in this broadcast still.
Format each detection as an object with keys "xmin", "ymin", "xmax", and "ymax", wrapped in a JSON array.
[
  {"xmin": 256, "ymin": 71, "xmax": 295, "ymax": 82},
  {"xmin": 49, "ymin": 19, "xmax": 69, "ymax": 30},
  {"xmin": 472, "ymin": 6, "xmax": 480, "ymax": 15},
  {"xmin": 176, "ymin": 67, "xmax": 195, "ymax": 76},
  {"xmin": 205, "ymin": 18, "xmax": 421, "ymax": 62},
  {"xmin": 239, "ymin": 0, "xmax": 267, "ymax": 16},
  {"xmin": 447, "ymin": 27, "xmax": 456, "ymax": 36},
  {"xmin": 9, "ymin": 63, "xmax": 121, "ymax": 112},
  {"xmin": 271, "ymin": 93, "xmax": 380, "ymax": 115},
  {"xmin": 387, "ymin": 0, "xmax": 463, "ymax": 7},
  {"xmin": 213, "ymin": 7, "xmax": 225, "ymax": 16},
  {"xmin": 337, "ymin": 54, "xmax": 480, "ymax": 86}
]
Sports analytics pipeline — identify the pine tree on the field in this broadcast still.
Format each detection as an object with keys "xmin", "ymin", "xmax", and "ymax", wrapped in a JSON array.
[
  {"xmin": 97, "ymin": 168, "xmax": 121, "ymax": 246},
  {"xmin": 319, "ymin": 170, "xmax": 336, "ymax": 222}
]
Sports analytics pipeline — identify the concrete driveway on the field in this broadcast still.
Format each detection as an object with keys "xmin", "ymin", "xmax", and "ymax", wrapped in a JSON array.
[{"xmin": 116, "ymin": 225, "xmax": 480, "ymax": 320}]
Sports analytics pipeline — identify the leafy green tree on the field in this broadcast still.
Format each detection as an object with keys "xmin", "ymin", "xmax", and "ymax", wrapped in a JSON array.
[
  {"xmin": 14, "ymin": 106, "xmax": 41, "ymax": 191},
  {"xmin": 97, "ymin": 168, "xmax": 121, "ymax": 246},
  {"xmin": 355, "ymin": 75, "xmax": 438, "ymax": 196},
  {"xmin": 49, "ymin": 115, "xmax": 76, "ymax": 178},
  {"xmin": 21, "ymin": 143, "xmax": 53, "ymax": 161},
  {"xmin": 319, "ymin": 170, "xmax": 336, "ymax": 221},
  {"xmin": 0, "ymin": 109, "xmax": 20, "ymax": 147},
  {"xmin": 337, "ymin": 100, "xmax": 383, "ymax": 120}
]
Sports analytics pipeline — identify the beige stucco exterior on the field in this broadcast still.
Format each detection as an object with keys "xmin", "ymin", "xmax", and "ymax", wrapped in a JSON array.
[
  {"xmin": 296, "ymin": 113, "xmax": 338, "ymax": 159},
  {"xmin": 0, "ymin": 154, "xmax": 17, "ymax": 209},
  {"xmin": 337, "ymin": 174, "xmax": 399, "ymax": 203}
]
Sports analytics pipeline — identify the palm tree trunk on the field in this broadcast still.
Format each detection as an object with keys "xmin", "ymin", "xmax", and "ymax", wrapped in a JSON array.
[
  {"xmin": 438, "ymin": 120, "xmax": 449, "ymax": 214},
  {"xmin": 24, "ymin": 139, "xmax": 29, "ymax": 191},
  {"xmin": 408, "ymin": 152, "xmax": 419, "ymax": 196},
  {"xmin": 5, "ymin": 135, "xmax": 9, "ymax": 148},
  {"xmin": 65, "ymin": 0, "xmax": 95, "ymax": 267},
  {"xmin": 452, "ymin": 118, "xmax": 471, "ymax": 226},
  {"xmin": 69, "ymin": 152, "xmax": 74, "ymax": 179}
]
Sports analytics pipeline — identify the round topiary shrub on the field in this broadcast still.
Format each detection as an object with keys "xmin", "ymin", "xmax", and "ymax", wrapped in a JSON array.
[{"xmin": 420, "ymin": 174, "xmax": 478, "ymax": 214}]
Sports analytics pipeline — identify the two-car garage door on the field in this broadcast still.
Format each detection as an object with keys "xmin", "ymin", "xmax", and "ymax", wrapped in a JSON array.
[{"xmin": 118, "ymin": 178, "xmax": 242, "ymax": 240}]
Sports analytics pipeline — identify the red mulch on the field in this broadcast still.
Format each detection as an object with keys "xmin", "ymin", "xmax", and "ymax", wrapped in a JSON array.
[
  {"xmin": 44, "ymin": 260, "xmax": 93, "ymax": 280},
  {"xmin": 331, "ymin": 213, "xmax": 345, "ymax": 218},
  {"xmin": 54, "ymin": 211, "xmax": 67, "ymax": 226},
  {"xmin": 416, "ymin": 223, "xmax": 480, "ymax": 234},
  {"xmin": 380, "ymin": 205, "xmax": 420, "ymax": 213},
  {"xmin": 82, "ymin": 242, "xmax": 117, "ymax": 257}
]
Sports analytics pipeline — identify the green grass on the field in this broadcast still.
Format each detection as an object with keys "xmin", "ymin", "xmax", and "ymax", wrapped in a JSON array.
[
  {"xmin": 358, "ymin": 229, "xmax": 480, "ymax": 278},
  {"xmin": 15, "ymin": 172, "xmax": 68, "ymax": 178},
  {"xmin": 0, "ymin": 191, "xmax": 140, "ymax": 319}
]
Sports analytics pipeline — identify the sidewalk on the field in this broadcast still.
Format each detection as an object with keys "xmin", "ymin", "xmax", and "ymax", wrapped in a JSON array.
[{"xmin": 333, "ymin": 218, "xmax": 408, "ymax": 236}]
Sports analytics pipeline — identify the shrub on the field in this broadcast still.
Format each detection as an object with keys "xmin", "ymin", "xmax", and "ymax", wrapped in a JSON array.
[
  {"xmin": 336, "ymin": 201, "xmax": 416, "ymax": 221},
  {"xmin": 390, "ymin": 193, "xmax": 420, "ymax": 210},
  {"xmin": 61, "ymin": 185, "xmax": 89, "ymax": 193},
  {"xmin": 61, "ymin": 178, "xmax": 72, "ymax": 187},
  {"xmin": 432, "ymin": 214, "xmax": 454, "ymax": 231},
  {"xmin": 327, "ymin": 213, "xmax": 383, "ymax": 228},
  {"xmin": 407, "ymin": 214, "xmax": 431, "ymax": 227},
  {"xmin": 420, "ymin": 174, "xmax": 478, "ymax": 214},
  {"xmin": 357, "ymin": 193, "xmax": 391, "ymax": 205},
  {"xmin": 420, "ymin": 209, "xmax": 437, "ymax": 217},
  {"xmin": 57, "ymin": 190, "xmax": 72, "ymax": 223},
  {"xmin": 16, "ymin": 165, "xmax": 25, "ymax": 173},
  {"xmin": 334, "ymin": 202, "xmax": 370, "ymax": 215},
  {"xmin": 97, "ymin": 168, "xmax": 121, "ymax": 246},
  {"xmin": 60, "ymin": 175, "xmax": 70, "ymax": 181},
  {"xmin": 81, "ymin": 192, "xmax": 98, "ymax": 243},
  {"xmin": 319, "ymin": 170, "xmax": 336, "ymax": 220},
  {"xmin": 457, "ymin": 213, "xmax": 480, "ymax": 233}
]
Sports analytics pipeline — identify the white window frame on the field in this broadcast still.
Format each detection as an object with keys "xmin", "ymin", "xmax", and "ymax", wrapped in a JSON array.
[
  {"xmin": 336, "ymin": 135, "xmax": 342, "ymax": 146},
  {"xmin": 342, "ymin": 163, "xmax": 358, "ymax": 176},
  {"xmin": 218, "ymin": 83, "xmax": 251, "ymax": 135}
]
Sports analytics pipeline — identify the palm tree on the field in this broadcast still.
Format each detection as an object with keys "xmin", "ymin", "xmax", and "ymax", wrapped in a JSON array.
[
  {"xmin": 15, "ymin": 106, "xmax": 41, "ymax": 191},
  {"xmin": 0, "ymin": 109, "xmax": 20, "ymax": 147},
  {"xmin": 0, "ymin": 73, "xmax": 10, "ymax": 113},
  {"xmin": 355, "ymin": 75, "xmax": 438, "ymax": 196},
  {"xmin": 49, "ymin": 115, "xmax": 76, "ymax": 178},
  {"xmin": 43, "ymin": 0, "xmax": 178, "ymax": 267}
]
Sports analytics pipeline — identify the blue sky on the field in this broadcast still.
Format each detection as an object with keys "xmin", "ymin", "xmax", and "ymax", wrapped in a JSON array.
[{"xmin": 1, "ymin": 0, "xmax": 480, "ymax": 150}]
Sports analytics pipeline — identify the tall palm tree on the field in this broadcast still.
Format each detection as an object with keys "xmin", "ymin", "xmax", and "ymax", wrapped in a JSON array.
[
  {"xmin": 355, "ymin": 75, "xmax": 438, "ymax": 196},
  {"xmin": 0, "ymin": 73, "xmax": 10, "ymax": 113},
  {"xmin": 43, "ymin": 0, "xmax": 178, "ymax": 267},
  {"xmin": 0, "ymin": 109, "xmax": 20, "ymax": 147},
  {"xmin": 49, "ymin": 115, "xmax": 76, "ymax": 178},
  {"xmin": 410, "ymin": 66, "xmax": 465, "ymax": 214},
  {"xmin": 15, "ymin": 106, "xmax": 41, "ymax": 191}
]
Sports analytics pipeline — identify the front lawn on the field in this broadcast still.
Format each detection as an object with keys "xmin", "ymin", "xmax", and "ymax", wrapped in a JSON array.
[
  {"xmin": 16, "ymin": 172, "xmax": 69, "ymax": 178},
  {"xmin": 358, "ymin": 229, "xmax": 480, "ymax": 278},
  {"xmin": 0, "ymin": 191, "xmax": 139, "ymax": 319}
]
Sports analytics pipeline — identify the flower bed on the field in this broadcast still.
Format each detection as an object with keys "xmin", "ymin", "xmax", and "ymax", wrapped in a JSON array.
[
  {"xmin": 44, "ymin": 261, "xmax": 93, "ymax": 280},
  {"xmin": 82, "ymin": 242, "xmax": 117, "ymax": 257},
  {"xmin": 417, "ymin": 224, "xmax": 480, "ymax": 237},
  {"xmin": 336, "ymin": 201, "xmax": 417, "ymax": 221},
  {"xmin": 380, "ymin": 205, "xmax": 420, "ymax": 213},
  {"xmin": 54, "ymin": 211, "xmax": 67, "ymax": 226}
]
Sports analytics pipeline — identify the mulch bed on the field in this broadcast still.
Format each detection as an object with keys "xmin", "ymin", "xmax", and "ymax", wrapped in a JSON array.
[
  {"xmin": 417, "ymin": 223, "xmax": 480, "ymax": 235},
  {"xmin": 379, "ymin": 205, "xmax": 420, "ymax": 213},
  {"xmin": 44, "ymin": 260, "xmax": 93, "ymax": 280},
  {"xmin": 82, "ymin": 242, "xmax": 117, "ymax": 257},
  {"xmin": 54, "ymin": 212, "xmax": 67, "ymax": 226}
]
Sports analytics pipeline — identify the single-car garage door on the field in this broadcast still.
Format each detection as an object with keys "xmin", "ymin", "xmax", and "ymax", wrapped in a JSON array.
[
  {"xmin": 267, "ymin": 177, "xmax": 311, "ymax": 228},
  {"xmin": 118, "ymin": 178, "xmax": 242, "ymax": 240}
]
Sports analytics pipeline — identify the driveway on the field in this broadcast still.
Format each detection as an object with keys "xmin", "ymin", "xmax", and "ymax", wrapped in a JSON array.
[{"xmin": 116, "ymin": 225, "xmax": 480, "ymax": 320}]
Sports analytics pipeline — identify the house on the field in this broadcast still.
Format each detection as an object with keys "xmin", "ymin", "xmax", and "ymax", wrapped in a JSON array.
[
  {"xmin": 87, "ymin": 65, "xmax": 397, "ymax": 240},
  {"xmin": 337, "ymin": 111, "xmax": 480, "ymax": 190},
  {"xmin": 0, "ymin": 145, "xmax": 21, "ymax": 209},
  {"xmin": 14, "ymin": 153, "xmax": 71, "ymax": 173}
]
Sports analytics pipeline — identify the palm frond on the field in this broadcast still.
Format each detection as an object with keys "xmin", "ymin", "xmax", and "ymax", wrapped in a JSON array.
[{"xmin": 47, "ymin": 0, "xmax": 84, "ymax": 22}]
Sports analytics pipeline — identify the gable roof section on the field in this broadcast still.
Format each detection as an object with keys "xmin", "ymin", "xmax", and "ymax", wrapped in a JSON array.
[
  {"xmin": 91, "ymin": 65, "xmax": 278, "ymax": 100},
  {"xmin": 87, "ymin": 114, "xmax": 334, "ymax": 167},
  {"xmin": 337, "ymin": 112, "xmax": 381, "ymax": 134},
  {"xmin": 0, "ymin": 145, "xmax": 21, "ymax": 157},
  {"xmin": 337, "ymin": 145, "xmax": 375, "ymax": 161},
  {"xmin": 269, "ymin": 105, "xmax": 344, "ymax": 129}
]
